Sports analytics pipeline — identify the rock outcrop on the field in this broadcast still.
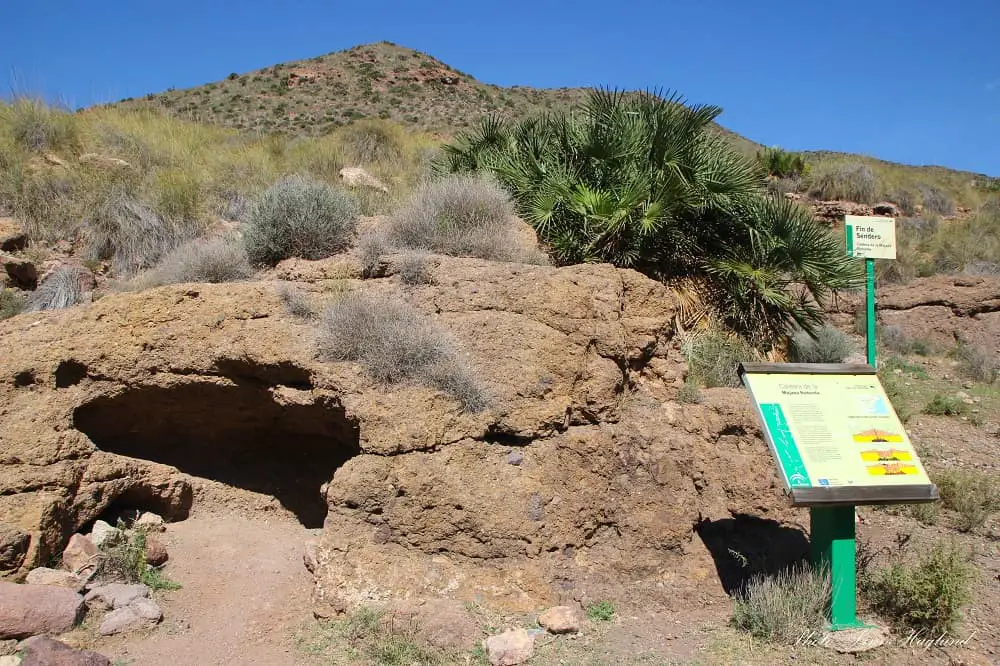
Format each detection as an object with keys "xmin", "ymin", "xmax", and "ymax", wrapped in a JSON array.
[{"xmin": 0, "ymin": 253, "xmax": 789, "ymax": 613}]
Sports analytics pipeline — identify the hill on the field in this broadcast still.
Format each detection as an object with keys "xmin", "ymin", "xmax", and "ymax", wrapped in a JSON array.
[{"xmin": 113, "ymin": 41, "xmax": 760, "ymax": 154}]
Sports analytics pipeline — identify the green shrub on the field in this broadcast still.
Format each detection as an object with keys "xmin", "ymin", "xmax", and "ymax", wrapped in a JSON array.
[
  {"xmin": 681, "ymin": 329, "xmax": 759, "ymax": 388},
  {"xmin": 756, "ymin": 147, "xmax": 807, "ymax": 178},
  {"xmin": 889, "ymin": 188, "xmax": 918, "ymax": 216},
  {"xmin": 585, "ymin": 601, "xmax": 616, "ymax": 621},
  {"xmin": 933, "ymin": 468, "xmax": 1000, "ymax": 532},
  {"xmin": 0, "ymin": 97, "xmax": 82, "ymax": 154},
  {"xmin": 922, "ymin": 394, "xmax": 968, "ymax": 417},
  {"xmin": 95, "ymin": 523, "xmax": 181, "ymax": 591},
  {"xmin": 24, "ymin": 267, "xmax": 85, "ymax": 311},
  {"xmin": 807, "ymin": 162, "xmax": 880, "ymax": 203},
  {"xmin": 677, "ymin": 378, "xmax": 702, "ymax": 404},
  {"xmin": 85, "ymin": 195, "xmax": 189, "ymax": 276},
  {"xmin": 908, "ymin": 502, "xmax": 940, "ymax": 526},
  {"xmin": 861, "ymin": 540, "xmax": 973, "ymax": 633},
  {"xmin": 440, "ymin": 92, "xmax": 860, "ymax": 348},
  {"xmin": 318, "ymin": 292, "xmax": 488, "ymax": 412},
  {"xmin": 338, "ymin": 119, "xmax": 405, "ymax": 165},
  {"xmin": 731, "ymin": 564, "xmax": 829, "ymax": 644},
  {"xmin": 154, "ymin": 168, "xmax": 203, "ymax": 221},
  {"xmin": 0, "ymin": 288, "xmax": 26, "ymax": 320},
  {"xmin": 139, "ymin": 236, "xmax": 253, "ymax": 287},
  {"xmin": 388, "ymin": 174, "xmax": 544, "ymax": 264},
  {"xmin": 789, "ymin": 325, "xmax": 855, "ymax": 363},
  {"xmin": 244, "ymin": 176, "xmax": 359, "ymax": 266}
]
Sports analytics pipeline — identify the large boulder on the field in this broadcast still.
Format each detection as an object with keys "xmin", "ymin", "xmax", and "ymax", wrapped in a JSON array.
[
  {"xmin": 0, "ymin": 254, "xmax": 790, "ymax": 614},
  {"xmin": 0, "ymin": 525, "xmax": 29, "ymax": 574},
  {"xmin": 0, "ymin": 581, "xmax": 85, "ymax": 639}
]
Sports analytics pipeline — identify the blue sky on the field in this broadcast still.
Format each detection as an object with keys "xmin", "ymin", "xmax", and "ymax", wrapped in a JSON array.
[{"xmin": 4, "ymin": 0, "xmax": 998, "ymax": 175}]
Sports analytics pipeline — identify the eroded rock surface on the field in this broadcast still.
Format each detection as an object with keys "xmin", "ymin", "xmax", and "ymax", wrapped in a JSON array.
[{"xmin": 0, "ymin": 254, "xmax": 789, "ymax": 613}]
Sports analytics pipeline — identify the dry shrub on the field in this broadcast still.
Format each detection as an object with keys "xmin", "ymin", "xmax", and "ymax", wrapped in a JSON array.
[
  {"xmin": 85, "ymin": 194, "xmax": 191, "ymax": 276},
  {"xmin": 731, "ymin": 564, "xmax": 830, "ymax": 643},
  {"xmin": 24, "ymin": 267, "xmax": 85, "ymax": 311},
  {"xmin": 681, "ymin": 328, "xmax": 760, "ymax": 388},
  {"xmin": 318, "ymin": 292, "xmax": 488, "ymax": 412},
  {"xmin": 387, "ymin": 174, "xmax": 546, "ymax": 264},
  {"xmin": 244, "ymin": 175, "xmax": 359, "ymax": 266},
  {"xmin": 790, "ymin": 325, "xmax": 855, "ymax": 363},
  {"xmin": 138, "ymin": 235, "xmax": 252, "ymax": 288}
]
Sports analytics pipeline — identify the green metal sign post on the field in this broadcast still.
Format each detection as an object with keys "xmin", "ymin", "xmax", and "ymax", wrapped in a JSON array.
[{"xmin": 809, "ymin": 218, "xmax": 891, "ymax": 630}]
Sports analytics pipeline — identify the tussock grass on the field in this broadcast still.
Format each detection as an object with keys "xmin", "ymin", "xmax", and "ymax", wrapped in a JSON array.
[
  {"xmin": 731, "ymin": 564, "xmax": 830, "ymax": 644},
  {"xmin": 85, "ymin": 194, "xmax": 191, "ymax": 276},
  {"xmin": 244, "ymin": 175, "xmax": 359, "ymax": 266},
  {"xmin": 318, "ymin": 292, "xmax": 488, "ymax": 412},
  {"xmin": 789, "ymin": 325, "xmax": 855, "ymax": 363},
  {"xmin": 952, "ymin": 341, "xmax": 999, "ymax": 384},
  {"xmin": 681, "ymin": 328, "xmax": 760, "ymax": 388},
  {"xmin": 276, "ymin": 283, "xmax": 316, "ymax": 319},
  {"xmin": 387, "ymin": 174, "xmax": 546, "ymax": 264},
  {"xmin": 136, "ymin": 236, "xmax": 252, "ymax": 288},
  {"xmin": 395, "ymin": 251, "xmax": 433, "ymax": 285},
  {"xmin": 25, "ymin": 267, "xmax": 85, "ymax": 311},
  {"xmin": 807, "ymin": 162, "xmax": 880, "ymax": 203},
  {"xmin": 933, "ymin": 468, "xmax": 1000, "ymax": 532}
]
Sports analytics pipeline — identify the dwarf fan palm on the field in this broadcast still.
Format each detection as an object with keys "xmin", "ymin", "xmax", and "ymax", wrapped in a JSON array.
[{"xmin": 438, "ymin": 89, "xmax": 861, "ymax": 347}]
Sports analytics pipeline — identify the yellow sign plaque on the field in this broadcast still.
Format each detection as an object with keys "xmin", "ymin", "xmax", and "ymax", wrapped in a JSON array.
[
  {"xmin": 845, "ymin": 215, "xmax": 896, "ymax": 259},
  {"xmin": 740, "ymin": 364, "xmax": 936, "ymax": 505}
]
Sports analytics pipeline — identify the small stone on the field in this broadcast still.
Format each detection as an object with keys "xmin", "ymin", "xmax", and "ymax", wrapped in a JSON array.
[
  {"xmin": 62, "ymin": 534, "xmax": 97, "ymax": 575},
  {"xmin": 506, "ymin": 451, "xmax": 524, "ymax": 466},
  {"xmin": 483, "ymin": 628, "xmax": 535, "ymax": 666},
  {"xmin": 822, "ymin": 626, "xmax": 887, "ymax": 653},
  {"xmin": 128, "ymin": 598, "xmax": 163, "ymax": 622},
  {"xmin": 25, "ymin": 568, "xmax": 85, "ymax": 593},
  {"xmin": 134, "ymin": 513, "xmax": 165, "ymax": 532},
  {"xmin": 84, "ymin": 583, "xmax": 149, "ymax": 611},
  {"xmin": 97, "ymin": 607, "xmax": 140, "ymax": 636},
  {"xmin": 18, "ymin": 636, "xmax": 111, "ymax": 666},
  {"xmin": 89, "ymin": 521, "xmax": 121, "ymax": 549},
  {"xmin": 537, "ymin": 605, "xmax": 582, "ymax": 634},
  {"xmin": 303, "ymin": 540, "xmax": 319, "ymax": 574},
  {"xmin": 143, "ymin": 536, "xmax": 168, "ymax": 567},
  {"xmin": 0, "ymin": 656, "xmax": 17, "ymax": 666},
  {"xmin": 0, "ymin": 581, "xmax": 84, "ymax": 639}
]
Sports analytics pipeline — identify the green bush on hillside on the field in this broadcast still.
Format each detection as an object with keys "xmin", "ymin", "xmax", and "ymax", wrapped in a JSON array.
[
  {"xmin": 0, "ymin": 287, "xmax": 26, "ymax": 320},
  {"xmin": 933, "ymin": 468, "xmax": 1000, "ymax": 532},
  {"xmin": 244, "ymin": 175, "xmax": 359, "ymax": 266},
  {"xmin": 756, "ymin": 147, "xmax": 808, "ymax": 178},
  {"xmin": 339, "ymin": 119, "xmax": 406, "ymax": 165},
  {"xmin": 918, "ymin": 185, "xmax": 955, "ymax": 216},
  {"xmin": 439, "ymin": 90, "xmax": 862, "ymax": 348},
  {"xmin": 0, "ymin": 97, "xmax": 82, "ymax": 154},
  {"xmin": 807, "ymin": 162, "xmax": 880, "ymax": 203},
  {"xmin": 681, "ymin": 328, "xmax": 759, "ymax": 388},
  {"xmin": 861, "ymin": 540, "xmax": 973, "ymax": 633}
]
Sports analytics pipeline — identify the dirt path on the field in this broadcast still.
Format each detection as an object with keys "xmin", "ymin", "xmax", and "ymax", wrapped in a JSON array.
[{"xmin": 97, "ymin": 510, "xmax": 318, "ymax": 666}]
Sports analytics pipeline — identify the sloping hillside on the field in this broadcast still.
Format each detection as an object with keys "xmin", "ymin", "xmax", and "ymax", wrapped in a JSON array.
[{"xmin": 112, "ymin": 41, "xmax": 760, "ymax": 154}]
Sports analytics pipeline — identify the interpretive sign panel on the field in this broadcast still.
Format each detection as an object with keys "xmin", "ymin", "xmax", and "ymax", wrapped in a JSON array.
[
  {"xmin": 739, "ymin": 363, "xmax": 937, "ymax": 506},
  {"xmin": 845, "ymin": 215, "xmax": 896, "ymax": 259}
]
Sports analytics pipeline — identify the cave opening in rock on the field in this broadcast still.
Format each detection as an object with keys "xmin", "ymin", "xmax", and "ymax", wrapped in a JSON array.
[{"xmin": 73, "ymin": 380, "xmax": 360, "ymax": 529}]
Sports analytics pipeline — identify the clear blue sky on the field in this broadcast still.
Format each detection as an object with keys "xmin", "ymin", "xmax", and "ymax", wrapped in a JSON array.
[{"xmin": 4, "ymin": 0, "xmax": 998, "ymax": 175}]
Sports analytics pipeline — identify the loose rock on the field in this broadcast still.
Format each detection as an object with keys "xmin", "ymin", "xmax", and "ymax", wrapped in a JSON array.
[
  {"xmin": 537, "ymin": 605, "xmax": 582, "ymax": 634},
  {"xmin": 24, "ymin": 568, "xmax": 85, "ymax": 593},
  {"xmin": 88, "ymin": 521, "xmax": 121, "ymax": 548},
  {"xmin": 61, "ymin": 534, "xmax": 98, "ymax": 575},
  {"xmin": 144, "ymin": 536, "xmax": 169, "ymax": 567},
  {"xmin": 822, "ymin": 626, "xmax": 887, "ymax": 653},
  {"xmin": 18, "ymin": 636, "xmax": 111, "ymax": 666},
  {"xmin": 303, "ymin": 540, "xmax": 319, "ymax": 574},
  {"xmin": 338, "ymin": 167, "xmax": 389, "ymax": 194},
  {"xmin": 129, "ymin": 597, "xmax": 163, "ymax": 622},
  {"xmin": 1, "ymin": 255, "xmax": 37, "ymax": 290},
  {"xmin": 84, "ymin": 583, "xmax": 149, "ymax": 611},
  {"xmin": 96, "ymin": 607, "xmax": 140, "ymax": 636},
  {"xmin": 506, "ymin": 451, "xmax": 524, "ymax": 466},
  {"xmin": 134, "ymin": 512, "xmax": 165, "ymax": 532},
  {"xmin": 482, "ymin": 628, "xmax": 535, "ymax": 666},
  {"xmin": 0, "ymin": 581, "xmax": 85, "ymax": 639}
]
